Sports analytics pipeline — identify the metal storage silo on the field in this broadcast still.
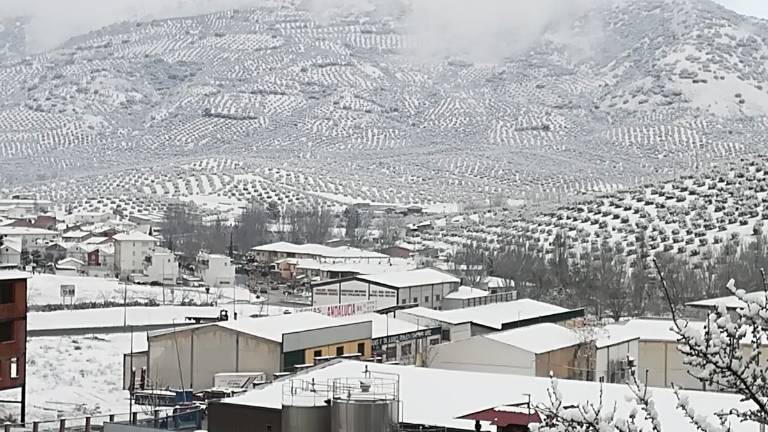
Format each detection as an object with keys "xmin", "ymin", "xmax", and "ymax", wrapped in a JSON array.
[
  {"xmin": 330, "ymin": 375, "xmax": 400, "ymax": 432},
  {"xmin": 281, "ymin": 379, "xmax": 331, "ymax": 432}
]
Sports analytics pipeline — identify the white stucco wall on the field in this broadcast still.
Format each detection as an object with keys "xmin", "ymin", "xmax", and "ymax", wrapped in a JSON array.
[{"xmin": 426, "ymin": 336, "xmax": 535, "ymax": 375}]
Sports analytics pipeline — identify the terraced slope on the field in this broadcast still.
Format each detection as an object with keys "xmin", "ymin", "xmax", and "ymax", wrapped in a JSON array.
[{"xmin": 4, "ymin": 0, "xmax": 768, "ymax": 218}]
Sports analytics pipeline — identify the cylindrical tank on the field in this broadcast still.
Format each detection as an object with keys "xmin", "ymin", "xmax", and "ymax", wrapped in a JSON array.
[
  {"xmin": 282, "ymin": 404, "xmax": 331, "ymax": 432},
  {"xmin": 331, "ymin": 399, "xmax": 399, "ymax": 432}
]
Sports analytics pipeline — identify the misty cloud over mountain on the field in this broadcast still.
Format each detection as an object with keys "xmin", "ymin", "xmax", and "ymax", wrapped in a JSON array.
[{"xmin": 2, "ymin": 0, "xmax": 605, "ymax": 62}]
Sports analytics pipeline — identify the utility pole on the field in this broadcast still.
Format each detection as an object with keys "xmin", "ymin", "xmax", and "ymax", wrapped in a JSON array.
[
  {"xmin": 129, "ymin": 326, "xmax": 134, "ymax": 421},
  {"xmin": 123, "ymin": 281, "xmax": 128, "ymax": 327}
]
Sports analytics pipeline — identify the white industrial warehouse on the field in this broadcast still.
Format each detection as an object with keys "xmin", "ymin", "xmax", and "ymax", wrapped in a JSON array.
[
  {"xmin": 310, "ymin": 268, "xmax": 461, "ymax": 308},
  {"xmin": 397, "ymin": 298, "xmax": 585, "ymax": 341}
]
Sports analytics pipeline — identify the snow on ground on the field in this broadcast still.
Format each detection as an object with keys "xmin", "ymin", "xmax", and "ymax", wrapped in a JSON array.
[
  {"xmin": 0, "ymin": 332, "xmax": 146, "ymax": 423},
  {"xmin": 28, "ymin": 303, "xmax": 292, "ymax": 331},
  {"xmin": 27, "ymin": 274, "xmax": 256, "ymax": 307}
]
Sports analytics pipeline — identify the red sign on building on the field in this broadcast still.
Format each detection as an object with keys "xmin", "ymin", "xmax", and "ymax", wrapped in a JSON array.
[{"xmin": 0, "ymin": 271, "xmax": 30, "ymax": 421}]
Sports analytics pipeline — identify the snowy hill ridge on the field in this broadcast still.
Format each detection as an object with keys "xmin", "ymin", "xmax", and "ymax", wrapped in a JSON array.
[{"xmin": 4, "ymin": 0, "xmax": 768, "ymax": 216}]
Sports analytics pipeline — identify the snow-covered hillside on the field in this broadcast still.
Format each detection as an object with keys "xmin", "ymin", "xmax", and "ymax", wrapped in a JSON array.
[{"xmin": 2, "ymin": 0, "xmax": 768, "ymax": 216}]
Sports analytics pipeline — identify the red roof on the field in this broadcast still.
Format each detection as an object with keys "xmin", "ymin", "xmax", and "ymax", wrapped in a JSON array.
[{"xmin": 458, "ymin": 406, "xmax": 542, "ymax": 427}]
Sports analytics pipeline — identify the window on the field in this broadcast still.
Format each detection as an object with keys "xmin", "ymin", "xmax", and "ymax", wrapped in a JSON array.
[
  {"xmin": 357, "ymin": 342, "xmax": 365, "ymax": 355},
  {"xmin": 385, "ymin": 345, "xmax": 397, "ymax": 360},
  {"xmin": 435, "ymin": 294, "xmax": 441, "ymax": 301},
  {"xmin": 424, "ymin": 296, "xmax": 429, "ymax": 303},
  {"xmin": 441, "ymin": 329, "xmax": 450, "ymax": 341},
  {"xmin": 0, "ymin": 282, "xmax": 13, "ymax": 304},
  {"xmin": 336, "ymin": 346, "xmax": 344, "ymax": 356},
  {"xmin": 413, "ymin": 297, "xmax": 417, "ymax": 303},
  {"xmin": 401, "ymin": 343, "xmax": 412, "ymax": 356},
  {"xmin": 401, "ymin": 299, "xmax": 406, "ymax": 305},
  {"xmin": 0, "ymin": 321, "xmax": 13, "ymax": 343},
  {"xmin": 10, "ymin": 357, "xmax": 18, "ymax": 379},
  {"xmin": 313, "ymin": 350, "xmax": 322, "ymax": 358},
  {"xmin": 429, "ymin": 338, "xmax": 440, "ymax": 346}
]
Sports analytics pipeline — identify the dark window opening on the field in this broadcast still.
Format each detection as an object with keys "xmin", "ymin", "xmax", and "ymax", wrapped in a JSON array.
[
  {"xmin": 441, "ymin": 329, "xmax": 450, "ymax": 341},
  {"xmin": 336, "ymin": 346, "xmax": 344, "ymax": 356},
  {"xmin": 0, "ymin": 282, "xmax": 13, "ymax": 304},
  {"xmin": 357, "ymin": 342, "xmax": 365, "ymax": 355},
  {"xmin": 313, "ymin": 350, "xmax": 322, "ymax": 358},
  {"xmin": 385, "ymin": 345, "xmax": 397, "ymax": 360},
  {"xmin": 424, "ymin": 296, "xmax": 429, "ymax": 303},
  {"xmin": 0, "ymin": 321, "xmax": 13, "ymax": 343}
]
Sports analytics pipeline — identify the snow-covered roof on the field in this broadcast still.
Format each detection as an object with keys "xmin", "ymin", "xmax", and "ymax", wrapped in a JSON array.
[
  {"xmin": 217, "ymin": 312, "xmax": 356, "ymax": 343},
  {"xmin": 58, "ymin": 258, "xmax": 85, "ymax": 266},
  {"xmin": 297, "ymin": 258, "xmax": 416, "ymax": 276},
  {"xmin": 82, "ymin": 236, "xmax": 109, "ymax": 244},
  {"xmin": 483, "ymin": 276, "xmax": 513, "ymax": 288},
  {"xmin": 602, "ymin": 318, "xmax": 768, "ymax": 347},
  {"xmin": 333, "ymin": 313, "xmax": 428, "ymax": 339},
  {"xmin": 62, "ymin": 230, "xmax": 90, "ymax": 239},
  {"xmin": 1, "ymin": 237, "xmax": 22, "ymax": 252},
  {"xmin": 221, "ymin": 360, "xmax": 756, "ymax": 432},
  {"xmin": 357, "ymin": 268, "xmax": 460, "ymax": 288},
  {"xmin": 113, "ymin": 231, "xmax": 158, "ymax": 242},
  {"xmin": 444, "ymin": 286, "xmax": 488, "ymax": 300},
  {"xmin": 686, "ymin": 291, "xmax": 766, "ymax": 310},
  {"xmin": 0, "ymin": 227, "xmax": 58, "ymax": 236},
  {"xmin": 0, "ymin": 270, "xmax": 31, "ymax": 280},
  {"xmin": 83, "ymin": 243, "xmax": 114, "ymax": 254},
  {"xmin": 399, "ymin": 299, "xmax": 575, "ymax": 330},
  {"xmin": 602, "ymin": 319, "xmax": 686, "ymax": 344},
  {"xmin": 251, "ymin": 241, "xmax": 387, "ymax": 259},
  {"xmin": 485, "ymin": 323, "xmax": 582, "ymax": 354}
]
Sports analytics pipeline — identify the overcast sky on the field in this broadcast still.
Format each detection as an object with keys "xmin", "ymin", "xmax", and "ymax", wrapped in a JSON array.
[
  {"xmin": 715, "ymin": 0, "xmax": 768, "ymax": 18},
  {"xmin": 0, "ymin": 0, "xmax": 766, "ymax": 53}
]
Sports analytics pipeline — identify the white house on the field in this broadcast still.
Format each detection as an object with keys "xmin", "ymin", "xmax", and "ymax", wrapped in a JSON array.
[
  {"xmin": 56, "ymin": 257, "xmax": 84, "ymax": 273},
  {"xmin": 113, "ymin": 231, "xmax": 158, "ymax": 279},
  {"xmin": 0, "ymin": 199, "xmax": 52, "ymax": 219},
  {"xmin": 147, "ymin": 251, "xmax": 179, "ymax": 285},
  {"xmin": 0, "ymin": 227, "xmax": 60, "ymax": 251},
  {"xmin": 196, "ymin": 252, "xmax": 235, "ymax": 288},
  {"xmin": 0, "ymin": 237, "xmax": 21, "ymax": 267}
]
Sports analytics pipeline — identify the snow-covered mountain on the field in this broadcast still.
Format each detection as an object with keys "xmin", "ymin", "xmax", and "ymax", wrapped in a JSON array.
[{"xmin": 4, "ymin": 0, "xmax": 768, "ymax": 217}]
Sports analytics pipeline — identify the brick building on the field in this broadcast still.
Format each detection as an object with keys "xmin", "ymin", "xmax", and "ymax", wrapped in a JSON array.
[{"xmin": 0, "ymin": 271, "xmax": 30, "ymax": 421}]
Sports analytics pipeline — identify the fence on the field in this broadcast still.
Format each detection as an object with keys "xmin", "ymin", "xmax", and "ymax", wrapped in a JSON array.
[
  {"xmin": 1, "ymin": 408, "xmax": 176, "ymax": 432},
  {"xmin": 459, "ymin": 291, "xmax": 517, "ymax": 308},
  {"xmin": 103, "ymin": 408, "xmax": 204, "ymax": 432}
]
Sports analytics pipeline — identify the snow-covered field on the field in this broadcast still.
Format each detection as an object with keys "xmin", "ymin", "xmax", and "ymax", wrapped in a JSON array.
[
  {"xmin": 0, "ymin": 332, "xmax": 146, "ymax": 423},
  {"xmin": 28, "ymin": 274, "xmax": 256, "ymax": 308},
  {"xmin": 28, "ymin": 303, "xmax": 291, "ymax": 331}
]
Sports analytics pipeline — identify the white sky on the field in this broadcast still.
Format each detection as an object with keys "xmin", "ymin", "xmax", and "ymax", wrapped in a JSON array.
[
  {"xmin": 0, "ymin": 0, "xmax": 765, "ymax": 53},
  {"xmin": 715, "ymin": 0, "xmax": 768, "ymax": 18}
]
